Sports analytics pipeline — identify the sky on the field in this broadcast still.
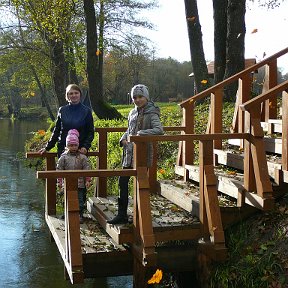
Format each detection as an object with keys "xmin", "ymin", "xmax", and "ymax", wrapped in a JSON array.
[{"xmin": 140, "ymin": 0, "xmax": 288, "ymax": 72}]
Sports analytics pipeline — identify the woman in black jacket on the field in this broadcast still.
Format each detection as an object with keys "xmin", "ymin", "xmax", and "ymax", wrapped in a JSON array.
[{"xmin": 39, "ymin": 84, "xmax": 94, "ymax": 157}]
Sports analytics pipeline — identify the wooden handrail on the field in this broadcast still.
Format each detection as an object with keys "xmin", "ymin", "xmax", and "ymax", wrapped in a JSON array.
[
  {"xmin": 240, "ymin": 80, "xmax": 288, "ymax": 111},
  {"xmin": 94, "ymin": 126, "xmax": 185, "ymax": 132},
  {"xmin": 180, "ymin": 47, "xmax": 288, "ymax": 107},
  {"xmin": 37, "ymin": 169, "xmax": 137, "ymax": 178},
  {"xmin": 129, "ymin": 133, "xmax": 250, "ymax": 143},
  {"xmin": 26, "ymin": 151, "xmax": 99, "ymax": 158}
]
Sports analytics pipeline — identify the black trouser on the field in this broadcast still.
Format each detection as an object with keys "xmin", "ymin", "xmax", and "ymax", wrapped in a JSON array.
[{"xmin": 119, "ymin": 167, "xmax": 131, "ymax": 209}]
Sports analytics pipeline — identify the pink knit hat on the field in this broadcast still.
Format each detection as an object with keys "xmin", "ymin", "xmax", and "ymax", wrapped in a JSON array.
[{"xmin": 66, "ymin": 129, "xmax": 79, "ymax": 146}]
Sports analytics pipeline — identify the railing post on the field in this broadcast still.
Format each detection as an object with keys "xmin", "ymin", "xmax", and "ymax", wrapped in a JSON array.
[
  {"xmin": 243, "ymin": 111, "xmax": 256, "ymax": 193},
  {"xmin": 178, "ymin": 105, "xmax": 194, "ymax": 181},
  {"xmin": 96, "ymin": 129, "xmax": 107, "ymax": 197},
  {"xmin": 133, "ymin": 140, "xmax": 156, "ymax": 267},
  {"xmin": 199, "ymin": 140, "xmax": 225, "ymax": 244},
  {"xmin": 64, "ymin": 176, "xmax": 84, "ymax": 283},
  {"xmin": 210, "ymin": 88, "xmax": 223, "ymax": 150},
  {"xmin": 238, "ymin": 74, "xmax": 253, "ymax": 148},
  {"xmin": 248, "ymin": 108, "xmax": 273, "ymax": 207},
  {"xmin": 262, "ymin": 61, "xmax": 278, "ymax": 121},
  {"xmin": 282, "ymin": 91, "xmax": 288, "ymax": 170},
  {"xmin": 45, "ymin": 154, "xmax": 57, "ymax": 216},
  {"xmin": 149, "ymin": 143, "xmax": 158, "ymax": 194}
]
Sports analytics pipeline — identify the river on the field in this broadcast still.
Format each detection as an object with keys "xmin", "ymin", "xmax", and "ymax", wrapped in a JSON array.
[{"xmin": 0, "ymin": 119, "xmax": 132, "ymax": 288}]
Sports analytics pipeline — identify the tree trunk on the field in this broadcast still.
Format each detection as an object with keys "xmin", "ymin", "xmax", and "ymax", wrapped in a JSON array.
[
  {"xmin": 223, "ymin": 0, "xmax": 246, "ymax": 101},
  {"xmin": 184, "ymin": 0, "xmax": 210, "ymax": 94},
  {"xmin": 213, "ymin": 0, "xmax": 228, "ymax": 84},
  {"xmin": 67, "ymin": 46, "xmax": 79, "ymax": 85},
  {"xmin": 49, "ymin": 39, "xmax": 68, "ymax": 107},
  {"xmin": 83, "ymin": 0, "xmax": 122, "ymax": 119},
  {"xmin": 30, "ymin": 65, "xmax": 55, "ymax": 121}
]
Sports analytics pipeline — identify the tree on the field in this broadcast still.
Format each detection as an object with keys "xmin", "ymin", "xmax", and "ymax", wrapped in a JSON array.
[
  {"xmin": 213, "ymin": 0, "xmax": 246, "ymax": 101},
  {"xmin": 223, "ymin": 0, "xmax": 246, "ymax": 101},
  {"xmin": 183, "ymin": 0, "xmax": 210, "ymax": 94},
  {"xmin": 83, "ymin": 0, "xmax": 122, "ymax": 119},
  {"xmin": 213, "ymin": 0, "xmax": 228, "ymax": 84}
]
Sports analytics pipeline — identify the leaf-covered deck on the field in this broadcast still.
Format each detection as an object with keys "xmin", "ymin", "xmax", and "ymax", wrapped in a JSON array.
[{"xmin": 87, "ymin": 195, "xmax": 201, "ymax": 245}]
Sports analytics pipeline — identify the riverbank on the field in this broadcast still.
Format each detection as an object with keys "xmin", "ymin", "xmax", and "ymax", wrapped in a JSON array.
[{"xmin": 0, "ymin": 105, "xmax": 53, "ymax": 120}]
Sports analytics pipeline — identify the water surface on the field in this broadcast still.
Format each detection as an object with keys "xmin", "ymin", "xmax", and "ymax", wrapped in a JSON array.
[{"xmin": 0, "ymin": 119, "xmax": 132, "ymax": 288}]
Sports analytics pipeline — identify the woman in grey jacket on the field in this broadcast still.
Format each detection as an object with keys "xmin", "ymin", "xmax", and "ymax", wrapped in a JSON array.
[{"xmin": 107, "ymin": 84, "xmax": 164, "ymax": 225}]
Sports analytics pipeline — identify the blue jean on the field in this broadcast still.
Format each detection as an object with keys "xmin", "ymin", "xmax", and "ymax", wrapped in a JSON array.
[{"xmin": 78, "ymin": 187, "xmax": 87, "ymax": 215}]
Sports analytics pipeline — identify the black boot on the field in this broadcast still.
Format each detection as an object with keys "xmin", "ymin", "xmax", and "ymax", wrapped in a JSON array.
[{"xmin": 107, "ymin": 198, "xmax": 128, "ymax": 224}]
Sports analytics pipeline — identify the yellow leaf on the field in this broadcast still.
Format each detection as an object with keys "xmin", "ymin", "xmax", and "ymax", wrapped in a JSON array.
[
  {"xmin": 251, "ymin": 28, "xmax": 258, "ymax": 34},
  {"xmin": 37, "ymin": 130, "xmax": 46, "ymax": 136},
  {"xmin": 147, "ymin": 269, "xmax": 163, "ymax": 284},
  {"xmin": 201, "ymin": 79, "xmax": 208, "ymax": 84},
  {"xmin": 227, "ymin": 171, "xmax": 236, "ymax": 175},
  {"xmin": 187, "ymin": 16, "xmax": 196, "ymax": 22},
  {"xmin": 96, "ymin": 50, "xmax": 101, "ymax": 56},
  {"xmin": 30, "ymin": 92, "xmax": 35, "ymax": 96}
]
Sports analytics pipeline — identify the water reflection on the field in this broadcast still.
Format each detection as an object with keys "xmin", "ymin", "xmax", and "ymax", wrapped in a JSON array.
[{"xmin": 0, "ymin": 119, "xmax": 132, "ymax": 288}]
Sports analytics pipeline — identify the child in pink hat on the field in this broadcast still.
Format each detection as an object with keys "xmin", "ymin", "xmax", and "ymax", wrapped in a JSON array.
[{"xmin": 57, "ymin": 129, "xmax": 91, "ymax": 223}]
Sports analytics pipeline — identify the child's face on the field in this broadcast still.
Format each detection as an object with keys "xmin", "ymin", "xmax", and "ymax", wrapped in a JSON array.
[
  {"xmin": 67, "ymin": 89, "xmax": 81, "ymax": 104},
  {"xmin": 67, "ymin": 143, "xmax": 79, "ymax": 153},
  {"xmin": 133, "ymin": 95, "xmax": 147, "ymax": 108}
]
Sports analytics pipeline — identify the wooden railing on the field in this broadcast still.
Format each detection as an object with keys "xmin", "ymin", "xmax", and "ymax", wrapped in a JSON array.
[
  {"xmin": 26, "ymin": 119, "xmax": 275, "ymax": 284},
  {"xmin": 240, "ymin": 80, "xmax": 288, "ymax": 173},
  {"xmin": 95, "ymin": 126, "xmax": 185, "ymax": 196},
  {"xmin": 177, "ymin": 47, "xmax": 288, "ymax": 167}
]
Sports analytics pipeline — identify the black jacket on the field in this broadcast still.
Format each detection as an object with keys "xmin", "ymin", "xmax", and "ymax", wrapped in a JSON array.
[{"xmin": 45, "ymin": 103, "xmax": 94, "ymax": 156}]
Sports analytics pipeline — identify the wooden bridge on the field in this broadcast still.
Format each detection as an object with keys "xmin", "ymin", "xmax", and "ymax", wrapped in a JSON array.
[{"xmin": 27, "ymin": 47, "xmax": 288, "ymax": 287}]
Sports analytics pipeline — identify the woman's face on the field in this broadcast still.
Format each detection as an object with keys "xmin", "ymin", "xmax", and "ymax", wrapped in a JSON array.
[{"xmin": 67, "ymin": 89, "xmax": 81, "ymax": 104}]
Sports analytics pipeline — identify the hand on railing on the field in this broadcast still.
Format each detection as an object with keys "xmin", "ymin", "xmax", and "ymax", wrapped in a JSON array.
[
  {"xmin": 57, "ymin": 178, "xmax": 64, "ymax": 189},
  {"xmin": 86, "ymin": 177, "xmax": 92, "ymax": 188},
  {"xmin": 38, "ymin": 147, "xmax": 47, "ymax": 155}
]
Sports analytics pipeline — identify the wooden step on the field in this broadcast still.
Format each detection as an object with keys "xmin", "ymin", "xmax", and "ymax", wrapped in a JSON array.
[
  {"xmin": 261, "ymin": 119, "xmax": 282, "ymax": 133},
  {"xmin": 228, "ymin": 137, "xmax": 282, "ymax": 154},
  {"xmin": 159, "ymin": 179, "xmax": 259, "ymax": 228},
  {"xmin": 175, "ymin": 164, "xmax": 274, "ymax": 210},
  {"xmin": 214, "ymin": 149, "xmax": 282, "ymax": 182},
  {"xmin": 87, "ymin": 196, "xmax": 201, "ymax": 245}
]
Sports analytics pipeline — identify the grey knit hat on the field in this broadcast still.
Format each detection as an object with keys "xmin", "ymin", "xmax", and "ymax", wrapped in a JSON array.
[{"xmin": 131, "ymin": 84, "xmax": 149, "ymax": 100}]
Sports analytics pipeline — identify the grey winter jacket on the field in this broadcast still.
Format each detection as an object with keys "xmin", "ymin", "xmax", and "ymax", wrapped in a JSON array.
[
  {"xmin": 56, "ymin": 150, "xmax": 91, "ymax": 188},
  {"xmin": 120, "ymin": 101, "xmax": 164, "ymax": 168}
]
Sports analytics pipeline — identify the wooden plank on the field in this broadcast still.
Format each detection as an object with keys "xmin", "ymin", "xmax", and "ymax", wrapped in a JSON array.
[
  {"xmin": 261, "ymin": 120, "xmax": 282, "ymax": 134},
  {"xmin": 203, "ymin": 165, "xmax": 225, "ymax": 244},
  {"xmin": 228, "ymin": 137, "xmax": 282, "ymax": 154},
  {"xmin": 87, "ymin": 199, "xmax": 133, "ymax": 244},
  {"xmin": 88, "ymin": 196, "xmax": 202, "ymax": 244},
  {"xmin": 129, "ymin": 133, "xmax": 250, "ymax": 143},
  {"xmin": 211, "ymin": 88, "xmax": 223, "ymax": 149},
  {"xmin": 241, "ymin": 79, "xmax": 288, "ymax": 112},
  {"xmin": 159, "ymin": 181, "xmax": 200, "ymax": 216},
  {"xmin": 214, "ymin": 149, "xmax": 244, "ymax": 171},
  {"xmin": 214, "ymin": 148, "xmax": 282, "ymax": 181},
  {"xmin": 38, "ymin": 169, "xmax": 137, "ymax": 178},
  {"xmin": 282, "ymin": 91, "xmax": 288, "ymax": 170},
  {"xmin": 186, "ymin": 164, "xmax": 274, "ymax": 210}
]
